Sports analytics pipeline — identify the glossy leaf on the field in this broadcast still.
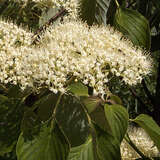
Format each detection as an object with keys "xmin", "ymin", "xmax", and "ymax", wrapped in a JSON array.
[
  {"xmin": 20, "ymin": 108, "xmax": 41, "ymax": 140},
  {"xmin": 94, "ymin": 123, "xmax": 121, "ymax": 160},
  {"xmin": 90, "ymin": 105, "xmax": 111, "ymax": 132},
  {"xmin": 82, "ymin": 96, "xmax": 102, "ymax": 113},
  {"xmin": 106, "ymin": 0, "xmax": 126, "ymax": 25},
  {"xmin": 109, "ymin": 95, "xmax": 122, "ymax": 105},
  {"xmin": 68, "ymin": 82, "xmax": 89, "ymax": 97},
  {"xmin": 104, "ymin": 104, "xmax": 129, "ymax": 142},
  {"xmin": 7, "ymin": 85, "xmax": 32, "ymax": 99},
  {"xmin": 114, "ymin": 7, "xmax": 151, "ymax": 49},
  {"xmin": 68, "ymin": 136, "xmax": 94, "ymax": 160},
  {"xmin": 79, "ymin": 0, "xmax": 109, "ymax": 25},
  {"xmin": 56, "ymin": 94, "xmax": 89, "ymax": 147},
  {"xmin": 0, "ymin": 97, "xmax": 24, "ymax": 155},
  {"xmin": 16, "ymin": 122, "xmax": 70, "ymax": 160},
  {"xmin": 37, "ymin": 93, "xmax": 58, "ymax": 121},
  {"xmin": 133, "ymin": 114, "xmax": 160, "ymax": 151}
]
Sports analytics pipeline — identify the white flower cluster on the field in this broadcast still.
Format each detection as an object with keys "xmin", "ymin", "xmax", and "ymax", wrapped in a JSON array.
[
  {"xmin": 121, "ymin": 127, "xmax": 159, "ymax": 159},
  {"xmin": 0, "ymin": 20, "xmax": 33, "ymax": 85},
  {"xmin": 6, "ymin": 20, "xmax": 151, "ymax": 94}
]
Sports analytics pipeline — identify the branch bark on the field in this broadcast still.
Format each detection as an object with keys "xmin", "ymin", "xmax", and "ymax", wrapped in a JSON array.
[{"xmin": 32, "ymin": 8, "xmax": 68, "ymax": 44}]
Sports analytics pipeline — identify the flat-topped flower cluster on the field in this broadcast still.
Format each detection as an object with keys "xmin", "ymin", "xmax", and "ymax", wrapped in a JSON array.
[
  {"xmin": 0, "ymin": 19, "xmax": 151, "ymax": 94},
  {"xmin": 0, "ymin": 20, "xmax": 33, "ymax": 85}
]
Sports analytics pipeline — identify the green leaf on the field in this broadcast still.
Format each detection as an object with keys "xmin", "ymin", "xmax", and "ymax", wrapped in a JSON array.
[
  {"xmin": 79, "ymin": 0, "xmax": 109, "ymax": 25},
  {"xmin": 109, "ymin": 95, "xmax": 122, "ymax": 105},
  {"xmin": 106, "ymin": 0, "xmax": 126, "ymax": 25},
  {"xmin": 37, "ymin": 93, "xmax": 59, "ymax": 121},
  {"xmin": 7, "ymin": 85, "xmax": 22, "ymax": 98},
  {"xmin": 94, "ymin": 123, "xmax": 121, "ymax": 160},
  {"xmin": 0, "ymin": 142, "xmax": 15, "ymax": 156},
  {"xmin": 16, "ymin": 121, "xmax": 70, "ymax": 160},
  {"xmin": 56, "ymin": 94, "xmax": 89, "ymax": 147},
  {"xmin": 68, "ymin": 136, "xmax": 94, "ymax": 160},
  {"xmin": 90, "ymin": 105, "xmax": 111, "ymax": 132},
  {"xmin": 68, "ymin": 82, "xmax": 89, "ymax": 97},
  {"xmin": 7, "ymin": 85, "xmax": 32, "ymax": 99},
  {"xmin": 104, "ymin": 104, "xmax": 129, "ymax": 142},
  {"xmin": 20, "ymin": 108, "xmax": 41, "ymax": 140},
  {"xmin": 0, "ymin": 94, "xmax": 8, "ymax": 103},
  {"xmin": 133, "ymin": 114, "xmax": 160, "ymax": 151},
  {"xmin": 82, "ymin": 96, "xmax": 102, "ymax": 113},
  {"xmin": 114, "ymin": 7, "xmax": 151, "ymax": 49},
  {"xmin": 0, "ymin": 97, "xmax": 24, "ymax": 155},
  {"xmin": 152, "ymin": 0, "xmax": 160, "ymax": 10}
]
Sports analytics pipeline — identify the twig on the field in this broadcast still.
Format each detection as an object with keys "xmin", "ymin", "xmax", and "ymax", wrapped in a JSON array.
[
  {"xmin": 32, "ymin": 8, "xmax": 68, "ymax": 44},
  {"xmin": 114, "ymin": 0, "xmax": 120, "ymax": 7}
]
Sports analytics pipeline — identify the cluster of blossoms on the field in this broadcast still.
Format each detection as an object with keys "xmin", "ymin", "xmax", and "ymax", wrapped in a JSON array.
[
  {"xmin": 121, "ymin": 127, "xmax": 159, "ymax": 159},
  {"xmin": 0, "ymin": 20, "xmax": 33, "ymax": 85},
  {"xmin": 53, "ymin": 0, "xmax": 79, "ymax": 19},
  {"xmin": 2, "ymin": 20, "xmax": 150, "ymax": 94}
]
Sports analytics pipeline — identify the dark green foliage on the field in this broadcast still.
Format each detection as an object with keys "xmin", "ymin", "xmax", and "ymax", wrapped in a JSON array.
[
  {"xmin": 94, "ymin": 123, "xmax": 121, "ymax": 160},
  {"xmin": 1, "ymin": 0, "xmax": 160, "ymax": 160},
  {"xmin": 0, "ymin": 0, "xmax": 50, "ymax": 31},
  {"xmin": 56, "ymin": 94, "xmax": 89, "ymax": 147},
  {"xmin": 68, "ymin": 81, "xmax": 89, "ymax": 97},
  {"xmin": 68, "ymin": 136, "xmax": 94, "ymax": 160},
  {"xmin": 17, "ymin": 121, "xmax": 70, "ymax": 160},
  {"xmin": 79, "ymin": 0, "xmax": 109, "ymax": 25},
  {"xmin": 0, "ymin": 94, "xmax": 24, "ymax": 158},
  {"xmin": 114, "ymin": 7, "xmax": 151, "ymax": 49},
  {"xmin": 104, "ymin": 104, "xmax": 129, "ymax": 142},
  {"xmin": 79, "ymin": 0, "xmax": 96, "ymax": 26}
]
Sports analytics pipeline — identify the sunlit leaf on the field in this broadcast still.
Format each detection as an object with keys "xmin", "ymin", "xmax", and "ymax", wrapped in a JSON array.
[
  {"xmin": 68, "ymin": 82, "xmax": 89, "ymax": 97},
  {"xmin": 68, "ymin": 136, "xmax": 94, "ymax": 160},
  {"xmin": 104, "ymin": 104, "xmax": 129, "ymax": 142},
  {"xmin": 94, "ymin": 123, "xmax": 121, "ymax": 160},
  {"xmin": 114, "ymin": 7, "xmax": 151, "ymax": 49},
  {"xmin": 109, "ymin": 95, "xmax": 122, "ymax": 105},
  {"xmin": 17, "ymin": 121, "xmax": 70, "ymax": 160},
  {"xmin": 82, "ymin": 96, "xmax": 102, "ymax": 113},
  {"xmin": 56, "ymin": 94, "xmax": 89, "ymax": 147},
  {"xmin": 79, "ymin": 0, "xmax": 110, "ymax": 25}
]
